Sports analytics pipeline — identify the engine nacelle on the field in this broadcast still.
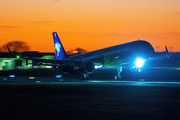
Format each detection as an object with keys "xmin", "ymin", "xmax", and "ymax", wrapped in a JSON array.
[{"xmin": 75, "ymin": 61, "xmax": 95, "ymax": 74}]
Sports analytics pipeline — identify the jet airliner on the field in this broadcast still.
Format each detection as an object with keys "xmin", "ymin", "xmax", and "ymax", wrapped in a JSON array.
[
  {"xmin": 48, "ymin": 32, "xmax": 155, "ymax": 80},
  {"xmin": 8, "ymin": 32, "xmax": 155, "ymax": 80}
]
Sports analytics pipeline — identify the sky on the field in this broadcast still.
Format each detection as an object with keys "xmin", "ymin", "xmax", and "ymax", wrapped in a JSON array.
[{"xmin": 0, "ymin": 0, "xmax": 180, "ymax": 52}]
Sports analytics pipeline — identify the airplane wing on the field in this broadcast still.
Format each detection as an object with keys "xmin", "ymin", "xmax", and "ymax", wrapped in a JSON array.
[{"xmin": 24, "ymin": 57, "xmax": 81, "ymax": 66}]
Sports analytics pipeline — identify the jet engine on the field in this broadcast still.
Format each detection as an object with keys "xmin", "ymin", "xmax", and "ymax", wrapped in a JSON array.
[{"xmin": 75, "ymin": 61, "xmax": 95, "ymax": 74}]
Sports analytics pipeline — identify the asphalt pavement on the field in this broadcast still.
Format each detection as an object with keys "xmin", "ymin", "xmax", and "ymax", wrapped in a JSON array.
[{"xmin": 1, "ymin": 77, "xmax": 180, "ymax": 120}]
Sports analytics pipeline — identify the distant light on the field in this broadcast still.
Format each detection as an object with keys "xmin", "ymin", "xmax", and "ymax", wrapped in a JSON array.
[
  {"xmin": 29, "ymin": 77, "xmax": 35, "ymax": 79},
  {"xmin": 135, "ymin": 58, "xmax": 145, "ymax": 68},
  {"xmin": 46, "ymin": 66, "xmax": 52, "ymax": 68},
  {"xmin": 9, "ymin": 75, "xmax": 15, "ymax": 78},
  {"xmin": 36, "ymin": 81, "xmax": 41, "ymax": 83},
  {"xmin": 16, "ymin": 55, "xmax": 20, "ymax": 59},
  {"xmin": 95, "ymin": 65, "xmax": 103, "ymax": 69},
  {"xmin": 59, "ymin": 79, "xmax": 64, "ymax": 81},
  {"xmin": 73, "ymin": 51, "xmax": 78, "ymax": 54},
  {"xmin": 56, "ymin": 75, "xmax": 62, "ymax": 78},
  {"xmin": 139, "ymin": 79, "xmax": 145, "ymax": 81},
  {"xmin": 3, "ymin": 78, "xmax": 7, "ymax": 80},
  {"xmin": 3, "ymin": 60, "xmax": 11, "ymax": 62}
]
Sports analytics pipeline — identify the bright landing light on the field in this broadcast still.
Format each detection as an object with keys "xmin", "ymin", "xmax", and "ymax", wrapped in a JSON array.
[
  {"xmin": 95, "ymin": 65, "xmax": 103, "ymax": 69},
  {"xmin": 135, "ymin": 58, "xmax": 145, "ymax": 68}
]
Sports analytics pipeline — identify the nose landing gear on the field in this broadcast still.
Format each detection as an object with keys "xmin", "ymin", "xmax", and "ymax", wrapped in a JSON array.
[{"xmin": 115, "ymin": 66, "xmax": 123, "ymax": 80}]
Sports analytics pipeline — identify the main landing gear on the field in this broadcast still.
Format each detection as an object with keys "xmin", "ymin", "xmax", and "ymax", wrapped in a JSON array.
[
  {"xmin": 80, "ymin": 74, "xmax": 89, "ymax": 80},
  {"xmin": 114, "ymin": 66, "xmax": 123, "ymax": 80}
]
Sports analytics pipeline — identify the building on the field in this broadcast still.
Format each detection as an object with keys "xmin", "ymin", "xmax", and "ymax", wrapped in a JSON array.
[{"xmin": 0, "ymin": 51, "xmax": 55, "ymax": 71}]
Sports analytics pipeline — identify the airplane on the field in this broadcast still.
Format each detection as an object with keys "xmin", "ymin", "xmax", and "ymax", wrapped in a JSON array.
[
  {"xmin": 49, "ymin": 32, "xmax": 155, "ymax": 80},
  {"xmin": 7, "ymin": 32, "xmax": 156, "ymax": 80}
]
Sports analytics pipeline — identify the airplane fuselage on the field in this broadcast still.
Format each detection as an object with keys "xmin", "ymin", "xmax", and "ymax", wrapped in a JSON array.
[{"xmin": 65, "ymin": 40, "xmax": 155, "ymax": 68}]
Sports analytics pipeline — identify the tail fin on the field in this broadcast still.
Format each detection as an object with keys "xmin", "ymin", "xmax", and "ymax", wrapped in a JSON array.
[{"xmin": 52, "ymin": 32, "xmax": 68, "ymax": 60}]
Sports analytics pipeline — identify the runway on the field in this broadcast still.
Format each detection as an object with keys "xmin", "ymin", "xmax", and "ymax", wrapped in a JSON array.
[
  {"xmin": 1, "ymin": 77, "xmax": 180, "ymax": 119},
  {"xmin": 1, "ymin": 76, "xmax": 180, "ymax": 87}
]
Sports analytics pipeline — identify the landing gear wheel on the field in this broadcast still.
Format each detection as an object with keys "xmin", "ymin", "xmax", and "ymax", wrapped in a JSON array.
[
  {"xmin": 80, "ymin": 74, "xmax": 89, "ymax": 81},
  {"xmin": 80, "ymin": 75, "xmax": 84, "ymax": 80},
  {"xmin": 85, "ymin": 74, "xmax": 89, "ymax": 80},
  {"xmin": 115, "ymin": 66, "xmax": 123, "ymax": 80}
]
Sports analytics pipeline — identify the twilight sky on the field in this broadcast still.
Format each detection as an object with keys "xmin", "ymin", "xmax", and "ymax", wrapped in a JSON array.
[{"xmin": 0, "ymin": 0, "xmax": 180, "ymax": 52}]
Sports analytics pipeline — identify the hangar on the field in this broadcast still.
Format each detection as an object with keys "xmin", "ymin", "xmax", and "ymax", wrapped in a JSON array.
[{"xmin": 0, "ymin": 51, "xmax": 55, "ymax": 71}]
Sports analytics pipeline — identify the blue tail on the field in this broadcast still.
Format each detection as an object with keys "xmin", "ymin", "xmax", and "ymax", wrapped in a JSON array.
[{"xmin": 52, "ymin": 32, "xmax": 68, "ymax": 60}]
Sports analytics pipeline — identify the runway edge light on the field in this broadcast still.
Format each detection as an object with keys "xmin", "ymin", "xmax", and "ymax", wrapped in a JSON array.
[
  {"xmin": 9, "ymin": 75, "xmax": 15, "ymax": 78},
  {"xmin": 56, "ymin": 75, "xmax": 62, "ymax": 78}
]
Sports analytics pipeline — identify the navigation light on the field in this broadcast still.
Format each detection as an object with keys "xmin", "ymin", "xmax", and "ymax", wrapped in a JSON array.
[{"xmin": 16, "ymin": 55, "xmax": 20, "ymax": 59}]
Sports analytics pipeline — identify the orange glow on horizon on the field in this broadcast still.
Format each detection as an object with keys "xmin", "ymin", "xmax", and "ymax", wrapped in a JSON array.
[{"xmin": 0, "ymin": 0, "xmax": 180, "ymax": 53}]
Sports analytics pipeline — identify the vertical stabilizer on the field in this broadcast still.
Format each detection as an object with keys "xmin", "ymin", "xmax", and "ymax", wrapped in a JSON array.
[{"xmin": 52, "ymin": 32, "xmax": 68, "ymax": 60}]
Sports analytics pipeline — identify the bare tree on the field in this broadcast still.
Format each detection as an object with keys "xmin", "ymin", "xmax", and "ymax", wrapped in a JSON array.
[{"xmin": 0, "ymin": 41, "xmax": 30, "ymax": 52}]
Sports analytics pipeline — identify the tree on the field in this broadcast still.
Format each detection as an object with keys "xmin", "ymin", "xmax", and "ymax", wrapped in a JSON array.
[
  {"xmin": 74, "ymin": 47, "xmax": 87, "ymax": 54},
  {"xmin": 66, "ymin": 47, "xmax": 87, "ymax": 55},
  {"xmin": 0, "ymin": 41, "xmax": 30, "ymax": 52}
]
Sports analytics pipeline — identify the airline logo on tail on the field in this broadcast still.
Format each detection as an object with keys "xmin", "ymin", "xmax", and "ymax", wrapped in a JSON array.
[
  {"xmin": 55, "ymin": 43, "xmax": 61, "ymax": 56},
  {"xmin": 53, "ymin": 32, "xmax": 68, "ymax": 60}
]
